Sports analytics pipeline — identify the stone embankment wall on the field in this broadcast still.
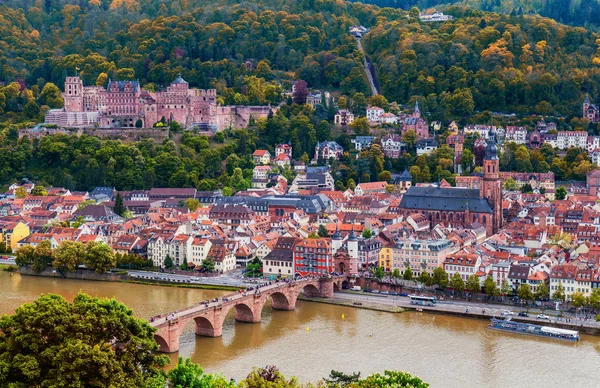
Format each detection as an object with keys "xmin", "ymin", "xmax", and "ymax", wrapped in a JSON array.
[{"xmin": 19, "ymin": 267, "xmax": 127, "ymax": 281}]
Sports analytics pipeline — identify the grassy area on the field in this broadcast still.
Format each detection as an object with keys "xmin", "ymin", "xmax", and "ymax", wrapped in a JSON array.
[
  {"xmin": 123, "ymin": 279, "xmax": 240, "ymax": 292},
  {"xmin": 0, "ymin": 264, "xmax": 17, "ymax": 271}
]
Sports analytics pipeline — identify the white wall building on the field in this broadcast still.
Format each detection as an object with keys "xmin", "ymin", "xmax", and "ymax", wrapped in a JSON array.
[
  {"xmin": 556, "ymin": 131, "xmax": 588, "ymax": 150},
  {"xmin": 366, "ymin": 106, "xmax": 384, "ymax": 123}
]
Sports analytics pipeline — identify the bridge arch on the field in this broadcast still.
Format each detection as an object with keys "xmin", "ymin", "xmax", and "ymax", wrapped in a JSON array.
[
  {"xmin": 194, "ymin": 316, "xmax": 218, "ymax": 337},
  {"xmin": 149, "ymin": 277, "xmax": 346, "ymax": 353},
  {"xmin": 270, "ymin": 291, "xmax": 295, "ymax": 311},
  {"xmin": 234, "ymin": 301, "xmax": 262, "ymax": 323},
  {"xmin": 299, "ymin": 283, "xmax": 321, "ymax": 297},
  {"xmin": 154, "ymin": 333, "xmax": 170, "ymax": 353}
]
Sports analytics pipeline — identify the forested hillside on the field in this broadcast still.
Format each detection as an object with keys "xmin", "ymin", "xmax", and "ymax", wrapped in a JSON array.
[
  {"xmin": 1, "ymin": 0, "xmax": 600, "ymax": 124},
  {"xmin": 1, "ymin": 0, "xmax": 372, "ymax": 93},
  {"xmin": 353, "ymin": 0, "xmax": 600, "ymax": 30},
  {"xmin": 363, "ymin": 7, "xmax": 600, "ymax": 120}
]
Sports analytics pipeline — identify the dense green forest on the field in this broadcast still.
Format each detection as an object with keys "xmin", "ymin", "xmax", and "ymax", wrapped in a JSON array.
[
  {"xmin": 363, "ymin": 7, "xmax": 600, "ymax": 120},
  {"xmin": 1, "ymin": 0, "xmax": 600, "ymax": 125},
  {"xmin": 0, "ymin": 98, "xmax": 593, "ymax": 191},
  {"xmin": 352, "ymin": 0, "xmax": 600, "ymax": 30}
]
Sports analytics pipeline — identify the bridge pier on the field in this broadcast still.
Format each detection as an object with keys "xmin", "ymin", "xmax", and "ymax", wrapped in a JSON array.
[
  {"xmin": 154, "ymin": 319, "xmax": 183, "ymax": 353},
  {"xmin": 319, "ymin": 278, "xmax": 334, "ymax": 298}
]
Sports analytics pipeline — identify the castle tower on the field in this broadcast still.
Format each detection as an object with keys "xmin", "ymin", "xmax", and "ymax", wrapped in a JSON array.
[
  {"xmin": 63, "ymin": 76, "xmax": 84, "ymax": 112},
  {"xmin": 347, "ymin": 225, "xmax": 358, "ymax": 260},
  {"xmin": 481, "ymin": 128, "xmax": 502, "ymax": 235},
  {"xmin": 332, "ymin": 223, "xmax": 343, "ymax": 254}
]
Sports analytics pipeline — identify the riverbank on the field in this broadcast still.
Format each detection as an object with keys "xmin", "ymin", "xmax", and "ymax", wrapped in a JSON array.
[
  {"xmin": 124, "ymin": 279, "xmax": 239, "ymax": 291},
  {"xmin": 298, "ymin": 294, "xmax": 404, "ymax": 314},
  {"xmin": 328, "ymin": 291, "xmax": 600, "ymax": 337},
  {"xmin": 18, "ymin": 268, "xmax": 241, "ymax": 291}
]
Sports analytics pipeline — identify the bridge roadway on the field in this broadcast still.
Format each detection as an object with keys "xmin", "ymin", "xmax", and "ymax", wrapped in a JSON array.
[{"xmin": 150, "ymin": 276, "xmax": 348, "ymax": 353}]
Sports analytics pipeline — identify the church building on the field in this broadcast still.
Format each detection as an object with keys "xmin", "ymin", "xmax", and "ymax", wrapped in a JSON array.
[{"xmin": 399, "ymin": 129, "xmax": 503, "ymax": 236}]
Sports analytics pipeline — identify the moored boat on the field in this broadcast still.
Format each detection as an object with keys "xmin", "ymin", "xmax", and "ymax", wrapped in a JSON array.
[{"xmin": 488, "ymin": 318, "xmax": 579, "ymax": 342}]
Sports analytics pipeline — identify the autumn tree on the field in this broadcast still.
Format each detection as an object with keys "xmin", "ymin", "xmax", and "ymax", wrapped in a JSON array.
[
  {"xmin": 53, "ymin": 241, "xmax": 85, "ymax": 273},
  {"xmin": 39, "ymin": 83, "xmax": 64, "ymax": 109},
  {"xmin": 33, "ymin": 240, "xmax": 54, "ymax": 273},
  {"xmin": 184, "ymin": 198, "xmax": 200, "ymax": 211},
  {"xmin": 31, "ymin": 185, "xmax": 48, "ymax": 196},
  {"xmin": 292, "ymin": 80, "xmax": 309, "ymax": 105},
  {"xmin": 14, "ymin": 244, "xmax": 35, "ymax": 268},
  {"xmin": 85, "ymin": 242, "xmax": 116, "ymax": 274}
]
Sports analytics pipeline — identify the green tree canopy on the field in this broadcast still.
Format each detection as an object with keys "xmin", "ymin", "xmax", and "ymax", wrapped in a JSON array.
[
  {"xmin": 166, "ymin": 357, "xmax": 233, "ymax": 388},
  {"xmin": 0, "ymin": 292, "xmax": 167, "ymax": 387},
  {"xmin": 164, "ymin": 255, "xmax": 174, "ymax": 270},
  {"xmin": 85, "ymin": 242, "xmax": 116, "ymax": 274},
  {"xmin": 432, "ymin": 267, "xmax": 448, "ymax": 289},
  {"xmin": 552, "ymin": 282, "xmax": 566, "ymax": 302},
  {"xmin": 465, "ymin": 274, "xmax": 481, "ymax": 293},
  {"xmin": 53, "ymin": 240, "xmax": 85, "ymax": 273},
  {"xmin": 449, "ymin": 273, "xmax": 465, "ymax": 293},
  {"xmin": 484, "ymin": 276, "xmax": 499, "ymax": 297}
]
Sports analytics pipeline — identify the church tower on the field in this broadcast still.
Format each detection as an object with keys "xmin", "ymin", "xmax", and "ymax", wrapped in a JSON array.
[
  {"xmin": 481, "ymin": 128, "xmax": 502, "ymax": 235},
  {"xmin": 63, "ymin": 76, "xmax": 84, "ymax": 112},
  {"xmin": 413, "ymin": 100, "xmax": 421, "ymax": 118},
  {"xmin": 583, "ymin": 93, "xmax": 591, "ymax": 118}
]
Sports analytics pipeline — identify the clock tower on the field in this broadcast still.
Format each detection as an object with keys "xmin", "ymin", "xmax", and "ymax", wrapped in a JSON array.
[{"xmin": 481, "ymin": 128, "xmax": 503, "ymax": 235}]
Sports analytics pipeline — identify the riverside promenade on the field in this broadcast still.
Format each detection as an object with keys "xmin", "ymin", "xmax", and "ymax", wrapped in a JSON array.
[{"xmin": 330, "ymin": 291, "xmax": 600, "ymax": 336}]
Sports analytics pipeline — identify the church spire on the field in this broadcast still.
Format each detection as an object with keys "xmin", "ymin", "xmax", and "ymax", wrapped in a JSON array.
[
  {"xmin": 485, "ymin": 128, "xmax": 498, "ymax": 160},
  {"xmin": 332, "ymin": 223, "xmax": 342, "ymax": 240}
]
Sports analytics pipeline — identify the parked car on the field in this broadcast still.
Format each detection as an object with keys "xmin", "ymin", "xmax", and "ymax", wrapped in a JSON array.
[
  {"xmin": 537, "ymin": 314, "xmax": 550, "ymax": 320},
  {"xmin": 351, "ymin": 286, "xmax": 361, "ymax": 291},
  {"xmin": 390, "ymin": 291, "xmax": 398, "ymax": 296},
  {"xmin": 399, "ymin": 292, "xmax": 408, "ymax": 297},
  {"xmin": 380, "ymin": 291, "xmax": 389, "ymax": 295},
  {"xmin": 518, "ymin": 311, "xmax": 529, "ymax": 317},
  {"xmin": 363, "ymin": 288, "xmax": 372, "ymax": 293},
  {"xmin": 371, "ymin": 290, "xmax": 380, "ymax": 294},
  {"xmin": 502, "ymin": 310, "xmax": 515, "ymax": 316}
]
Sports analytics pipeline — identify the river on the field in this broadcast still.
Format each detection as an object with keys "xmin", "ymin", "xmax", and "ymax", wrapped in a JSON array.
[{"xmin": 1, "ymin": 272, "xmax": 599, "ymax": 387}]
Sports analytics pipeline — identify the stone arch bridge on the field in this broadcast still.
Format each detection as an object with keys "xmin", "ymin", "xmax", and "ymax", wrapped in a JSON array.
[{"xmin": 150, "ymin": 276, "xmax": 348, "ymax": 353}]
